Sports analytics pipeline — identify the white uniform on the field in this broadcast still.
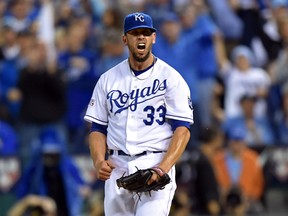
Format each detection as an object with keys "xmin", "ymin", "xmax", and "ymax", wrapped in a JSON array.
[
  {"xmin": 222, "ymin": 66, "xmax": 271, "ymax": 118},
  {"xmin": 84, "ymin": 58, "xmax": 193, "ymax": 216}
]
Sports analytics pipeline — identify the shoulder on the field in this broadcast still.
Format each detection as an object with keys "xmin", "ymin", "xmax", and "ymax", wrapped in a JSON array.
[
  {"xmin": 249, "ymin": 67, "xmax": 269, "ymax": 76},
  {"xmin": 212, "ymin": 150, "xmax": 226, "ymax": 164},
  {"xmin": 155, "ymin": 57, "xmax": 184, "ymax": 78},
  {"xmin": 243, "ymin": 148, "xmax": 259, "ymax": 162},
  {"xmin": 250, "ymin": 68, "xmax": 271, "ymax": 82}
]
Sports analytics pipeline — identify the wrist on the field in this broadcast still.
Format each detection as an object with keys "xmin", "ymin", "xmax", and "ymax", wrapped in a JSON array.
[{"xmin": 152, "ymin": 167, "xmax": 166, "ymax": 176}]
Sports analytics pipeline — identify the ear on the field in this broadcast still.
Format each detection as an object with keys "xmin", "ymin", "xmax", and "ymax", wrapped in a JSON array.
[
  {"xmin": 152, "ymin": 33, "xmax": 156, "ymax": 44},
  {"xmin": 122, "ymin": 35, "xmax": 127, "ymax": 45}
]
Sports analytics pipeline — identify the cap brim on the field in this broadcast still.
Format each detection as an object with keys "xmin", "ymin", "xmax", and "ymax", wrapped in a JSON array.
[{"xmin": 125, "ymin": 26, "xmax": 156, "ymax": 33}]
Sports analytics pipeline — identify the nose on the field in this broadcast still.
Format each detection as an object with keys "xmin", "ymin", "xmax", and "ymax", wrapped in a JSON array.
[{"xmin": 137, "ymin": 33, "xmax": 145, "ymax": 39}]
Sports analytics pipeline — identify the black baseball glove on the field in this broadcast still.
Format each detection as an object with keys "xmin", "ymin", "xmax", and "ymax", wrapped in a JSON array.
[{"xmin": 116, "ymin": 167, "xmax": 171, "ymax": 193}]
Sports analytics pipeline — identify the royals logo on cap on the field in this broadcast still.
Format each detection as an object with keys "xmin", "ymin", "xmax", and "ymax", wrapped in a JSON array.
[
  {"xmin": 124, "ymin": 12, "xmax": 156, "ymax": 33},
  {"xmin": 134, "ymin": 13, "xmax": 145, "ymax": 22}
]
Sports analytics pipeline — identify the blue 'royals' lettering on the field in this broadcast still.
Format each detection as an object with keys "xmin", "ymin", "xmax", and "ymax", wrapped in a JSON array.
[{"xmin": 107, "ymin": 79, "xmax": 167, "ymax": 114}]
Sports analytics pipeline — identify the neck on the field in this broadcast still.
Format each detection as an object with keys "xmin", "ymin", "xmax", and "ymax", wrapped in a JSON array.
[{"xmin": 129, "ymin": 53, "xmax": 154, "ymax": 71}]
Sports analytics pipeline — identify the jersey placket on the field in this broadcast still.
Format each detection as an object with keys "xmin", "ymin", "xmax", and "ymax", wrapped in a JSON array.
[{"xmin": 125, "ymin": 77, "xmax": 142, "ymax": 155}]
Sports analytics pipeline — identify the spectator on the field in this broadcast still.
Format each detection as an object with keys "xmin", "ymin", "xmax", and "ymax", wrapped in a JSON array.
[
  {"xmin": 54, "ymin": 0, "xmax": 74, "ymax": 28},
  {"xmin": 3, "ymin": 0, "xmax": 39, "ymax": 34},
  {"xmin": 179, "ymin": 2, "xmax": 227, "ymax": 127},
  {"xmin": 213, "ymin": 127, "xmax": 265, "ymax": 215},
  {"xmin": 269, "ymin": 14, "xmax": 288, "ymax": 102},
  {"xmin": 57, "ymin": 21, "xmax": 97, "ymax": 150},
  {"xmin": 0, "ymin": 24, "xmax": 22, "ymax": 122},
  {"xmin": 92, "ymin": 7, "xmax": 124, "ymax": 50},
  {"xmin": 275, "ymin": 83, "xmax": 288, "ymax": 145},
  {"xmin": 94, "ymin": 28, "xmax": 128, "ymax": 79},
  {"xmin": 189, "ymin": 126, "xmax": 223, "ymax": 216},
  {"xmin": 16, "ymin": 127, "xmax": 89, "ymax": 216},
  {"xmin": 269, "ymin": 0, "xmax": 288, "ymax": 28},
  {"xmin": 100, "ymin": 7, "xmax": 124, "ymax": 30},
  {"xmin": 254, "ymin": 0, "xmax": 286, "ymax": 66},
  {"xmin": 267, "ymin": 13, "xmax": 288, "ymax": 136},
  {"xmin": 230, "ymin": 0, "xmax": 286, "ymax": 67},
  {"xmin": 144, "ymin": 0, "xmax": 175, "ymax": 30},
  {"xmin": 16, "ymin": 29, "xmax": 37, "ymax": 64},
  {"xmin": 223, "ymin": 94, "xmax": 275, "ymax": 147},
  {"xmin": 219, "ymin": 45, "xmax": 271, "ymax": 121},
  {"xmin": 230, "ymin": 0, "xmax": 263, "ymax": 48},
  {"xmin": 0, "ymin": 119, "xmax": 20, "ymax": 216},
  {"xmin": 37, "ymin": 0, "xmax": 57, "ymax": 64},
  {"xmin": 0, "ymin": 1, "xmax": 7, "ymax": 25},
  {"xmin": 205, "ymin": 0, "xmax": 243, "ymax": 47},
  {"xmin": 9, "ymin": 41, "xmax": 67, "ymax": 165}
]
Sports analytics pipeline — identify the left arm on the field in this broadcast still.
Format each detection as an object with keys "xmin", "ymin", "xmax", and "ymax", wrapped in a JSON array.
[
  {"xmin": 148, "ymin": 126, "xmax": 190, "ymax": 184},
  {"xmin": 158, "ymin": 126, "xmax": 190, "ymax": 173}
]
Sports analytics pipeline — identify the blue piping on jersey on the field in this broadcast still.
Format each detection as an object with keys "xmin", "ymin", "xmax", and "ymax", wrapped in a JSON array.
[
  {"xmin": 131, "ymin": 57, "xmax": 157, "ymax": 76},
  {"xmin": 85, "ymin": 115, "xmax": 108, "ymax": 124},
  {"xmin": 166, "ymin": 114, "xmax": 194, "ymax": 123}
]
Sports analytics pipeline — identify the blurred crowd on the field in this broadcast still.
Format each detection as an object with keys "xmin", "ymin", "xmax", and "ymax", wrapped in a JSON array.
[{"xmin": 1, "ymin": 0, "xmax": 288, "ymax": 215}]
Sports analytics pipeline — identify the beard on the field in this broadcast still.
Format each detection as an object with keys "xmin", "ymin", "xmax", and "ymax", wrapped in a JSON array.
[
  {"xmin": 132, "ymin": 51, "xmax": 150, "ymax": 62},
  {"xmin": 129, "ymin": 42, "xmax": 153, "ymax": 62}
]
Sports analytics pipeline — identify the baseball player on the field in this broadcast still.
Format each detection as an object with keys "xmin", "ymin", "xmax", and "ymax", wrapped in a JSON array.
[{"xmin": 84, "ymin": 12, "xmax": 194, "ymax": 216}]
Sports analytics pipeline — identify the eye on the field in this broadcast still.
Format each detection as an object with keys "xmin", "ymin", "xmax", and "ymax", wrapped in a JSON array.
[
  {"xmin": 142, "ymin": 30, "xmax": 152, "ymax": 36},
  {"xmin": 128, "ymin": 29, "xmax": 152, "ymax": 36}
]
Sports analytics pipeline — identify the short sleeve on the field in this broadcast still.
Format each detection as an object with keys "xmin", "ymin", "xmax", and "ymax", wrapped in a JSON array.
[
  {"xmin": 165, "ymin": 74, "xmax": 194, "ymax": 124},
  {"xmin": 84, "ymin": 78, "xmax": 108, "ymax": 125}
]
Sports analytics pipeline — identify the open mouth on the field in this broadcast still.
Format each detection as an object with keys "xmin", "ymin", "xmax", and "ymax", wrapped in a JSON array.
[{"xmin": 137, "ymin": 43, "xmax": 146, "ymax": 51}]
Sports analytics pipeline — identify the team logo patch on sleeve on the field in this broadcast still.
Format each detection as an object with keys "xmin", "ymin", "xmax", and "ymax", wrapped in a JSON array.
[
  {"xmin": 89, "ymin": 99, "xmax": 95, "ymax": 106},
  {"xmin": 188, "ymin": 96, "xmax": 193, "ymax": 110}
]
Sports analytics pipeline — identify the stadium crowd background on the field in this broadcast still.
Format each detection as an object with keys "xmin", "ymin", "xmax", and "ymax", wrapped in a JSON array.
[{"xmin": 0, "ymin": 0, "xmax": 288, "ymax": 215}]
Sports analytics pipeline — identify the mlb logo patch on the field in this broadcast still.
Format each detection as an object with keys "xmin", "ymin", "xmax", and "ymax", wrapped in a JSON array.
[
  {"xmin": 188, "ymin": 96, "xmax": 193, "ymax": 110},
  {"xmin": 89, "ymin": 99, "xmax": 95, "ymax": 106}
]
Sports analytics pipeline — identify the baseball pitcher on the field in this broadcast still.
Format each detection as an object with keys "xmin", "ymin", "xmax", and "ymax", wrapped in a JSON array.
[{"xmin": 84, "ymin": 12, "xmax": 194, "ymax": 216}]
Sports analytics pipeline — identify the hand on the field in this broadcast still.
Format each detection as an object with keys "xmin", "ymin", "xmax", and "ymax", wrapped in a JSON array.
[
  {"xmin": 147, "ymin": 167, "xmax": 166, "ymax": 185},
  {"xmin": 95, "ymin": 160, "xmax": 115, "ymax": 181},
  {"xmin": 147, "ymin": 172, "xmax": 159, "ymax": 185},
  {"xmin": 7, "ymin": 88, "xmax": 22, "ymax": 102}
]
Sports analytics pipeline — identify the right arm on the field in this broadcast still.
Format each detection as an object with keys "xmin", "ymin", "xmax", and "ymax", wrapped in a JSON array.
[{"xmin": 89, "ymin": 131, "xmax": 114, "ymax": 181}]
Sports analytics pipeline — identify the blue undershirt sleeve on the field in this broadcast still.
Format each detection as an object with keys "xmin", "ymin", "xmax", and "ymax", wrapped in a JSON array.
[
  {"xmin": 91, "ymin": 122, "xmax": 108, "ymax": 135},
  {"xmin": 168, "ymin": 119, "xmax": 190, "ymax": 132}
]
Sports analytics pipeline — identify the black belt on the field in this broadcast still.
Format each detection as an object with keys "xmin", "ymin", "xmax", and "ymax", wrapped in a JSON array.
[{"xmin": 108, "ymin": 150, "xmax": 165, "ymax": 157}]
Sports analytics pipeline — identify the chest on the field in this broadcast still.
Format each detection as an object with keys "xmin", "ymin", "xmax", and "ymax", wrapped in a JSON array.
[{"xmin": 105, "ymin": 77, "xmax": 168, "ymax": 116}]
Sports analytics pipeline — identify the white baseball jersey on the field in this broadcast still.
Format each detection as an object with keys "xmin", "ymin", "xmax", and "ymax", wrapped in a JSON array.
[
  {"xmin": 84, "ymin": 58, "xmax": 193, "ymax": 155},
  {"xmin": 223, "ymin": 66, "xmax": 271, "ymax": 118}
]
